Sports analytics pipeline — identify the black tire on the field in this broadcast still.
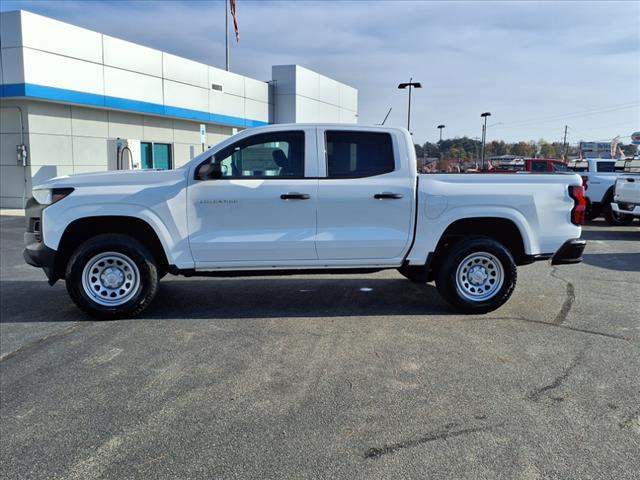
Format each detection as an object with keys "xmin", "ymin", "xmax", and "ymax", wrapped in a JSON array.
[
  {"xmin": 65, "ymin": 234, "xmax": 160, "ymax": 319},
  {"xmin": 585, "ymin": 200, "xmax": 599, "ymax": 221},
  {"xmin": 435, "ymin": 237, "xmax": 517, "ymax": 314},
  {"xmin": 603, "ymin": 204, "xmax": 634, "ymax": 226}
]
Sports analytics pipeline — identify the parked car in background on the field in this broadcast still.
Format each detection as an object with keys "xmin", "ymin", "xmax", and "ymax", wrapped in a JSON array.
[
  {"xmin": 488, "ymin": 158, "xmax": 570, "ymax": 173},
  {"xmin": 568, "ymin": 158, "xmax": 633, "ymax": 225}
]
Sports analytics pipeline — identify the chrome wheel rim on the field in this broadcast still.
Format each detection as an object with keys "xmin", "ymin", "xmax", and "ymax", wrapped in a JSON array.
[
  {"xmin": 81, "ymin": 252, "xmax": 140, "ymax": 307},
  {"xmin": 455, "ymin": 252, "xmax": 504, "ymax": 302}
]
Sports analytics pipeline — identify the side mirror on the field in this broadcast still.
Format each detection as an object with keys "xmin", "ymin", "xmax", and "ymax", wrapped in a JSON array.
[{"xmin": 197, "ymin": 159, "xmax": 222, "ymax": 180}]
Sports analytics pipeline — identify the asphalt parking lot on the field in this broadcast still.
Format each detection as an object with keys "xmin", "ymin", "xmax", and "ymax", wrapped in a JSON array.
[{"xmin": 1, "ymin": 214, "xmax": 639, "ymax": 479}]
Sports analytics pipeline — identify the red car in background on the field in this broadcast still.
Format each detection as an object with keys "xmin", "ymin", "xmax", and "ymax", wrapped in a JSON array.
[{"xmin": 488, "ymin": 158, "xmax": 570, "ymax": 173}]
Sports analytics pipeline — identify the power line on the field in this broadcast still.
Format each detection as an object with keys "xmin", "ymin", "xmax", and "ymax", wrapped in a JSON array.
[{"xmin": 494, "ymin": 102, "xmax": 640, "ymax": 129}]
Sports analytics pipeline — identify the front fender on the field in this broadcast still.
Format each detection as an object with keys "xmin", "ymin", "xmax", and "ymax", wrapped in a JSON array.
[{"xmin": 41, "ymin": 202, "xmax": 194, "ymax": 269}]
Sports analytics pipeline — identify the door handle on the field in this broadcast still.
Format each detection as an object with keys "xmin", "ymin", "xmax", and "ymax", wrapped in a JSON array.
[
  {"xmin": 280, "ymin": 192, "xmax": 310, "ymax": 200},
  {"xmin": 374, "ymin": 192, "xmax": 403, "ymax": 200}
]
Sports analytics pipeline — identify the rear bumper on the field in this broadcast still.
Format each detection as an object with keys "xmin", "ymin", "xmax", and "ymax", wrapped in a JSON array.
[
  {"xmin": 551, "ymin": 238, "xmax": 586, "ymax": 265},
  {"xmin": 611, "ymin": 202, "xmax": 640, "ymax": 216}
]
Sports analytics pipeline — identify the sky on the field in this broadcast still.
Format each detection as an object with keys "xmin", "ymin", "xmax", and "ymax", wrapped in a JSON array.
[{"xmin": 1, "ymin": 0, "xmax": 639, "ymax": 145}]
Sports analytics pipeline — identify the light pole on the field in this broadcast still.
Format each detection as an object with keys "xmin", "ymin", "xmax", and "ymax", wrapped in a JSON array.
[
  {"xmin": 437, "ymin": 124, "xmax": 445, "ymax": 167},
  {"xmin": 480, "ymin": 112, "xmax": 491, "ymax": 170},
  {"xmin": 398, "ymin": 78, "xmax": 422, "ymax": 133}
]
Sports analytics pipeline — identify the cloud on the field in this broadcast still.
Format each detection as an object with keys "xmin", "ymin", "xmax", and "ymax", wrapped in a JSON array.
[{"xmin": 2, "ymin": 0, "xmax": 638, "ymax": 143}]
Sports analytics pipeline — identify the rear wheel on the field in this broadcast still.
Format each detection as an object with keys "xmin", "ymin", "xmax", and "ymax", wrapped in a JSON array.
[
  {"xmin": 435, "ymin": 237, "xmax": 517, "ymax": 314},
  {"xmin": 585, "ymin": 199, "xmax": 600, "ymax": 221},
  {"xmin": 66, "ymin": 234, "xmax": 160, "ymax": 319}
]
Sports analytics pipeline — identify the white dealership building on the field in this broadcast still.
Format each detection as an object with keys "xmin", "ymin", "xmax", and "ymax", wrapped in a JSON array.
[{"xmin": 0, "ymin": 10, "xmax": 358, "ymax": 208}]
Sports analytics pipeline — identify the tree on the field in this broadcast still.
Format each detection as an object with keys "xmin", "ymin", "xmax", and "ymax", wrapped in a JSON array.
[
  {"xmin": 414, "ymin": 143, "xmax": 424, "ymax": 158},
  {"xmin": 511, "ymin": 142, "xmax": 534, "ymax": 157},
  {"xmin": 422, "ymin": 142, "xmax": 440, "ymax": 157},
  {"xmin": 538, "ymin": 139, "xmax": 557, "ymax": 158}
]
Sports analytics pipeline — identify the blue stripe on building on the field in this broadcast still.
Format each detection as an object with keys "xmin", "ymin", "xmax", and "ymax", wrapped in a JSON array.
[{"xmin": 0, "ymin": 83, "xmax": 269, "ymax": 128}]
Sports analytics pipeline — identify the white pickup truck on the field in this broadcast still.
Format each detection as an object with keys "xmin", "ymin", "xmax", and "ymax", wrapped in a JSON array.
[
  {"xmin": 611, "ymin": 170, "xmax": 640, "ymax": 220},
  {"xmin": 569, "ymin": 158, "xmax": 633, "ymax": 225},
  {"xmin": 24, "ymin": 124, "xmax": 587, "ymax": 318}
]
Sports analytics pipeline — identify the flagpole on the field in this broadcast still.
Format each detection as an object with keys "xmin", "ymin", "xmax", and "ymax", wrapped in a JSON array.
[{"xmin": 225, "ymin": 0, "xmax": 229, "ymax": 71}]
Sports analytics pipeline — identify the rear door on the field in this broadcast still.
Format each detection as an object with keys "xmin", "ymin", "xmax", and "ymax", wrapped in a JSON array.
[
  {"xmin": 187, "ymin": 128, "xmax": 319, "ymax": 267},
  {"xmin": 315, "ymin": 129, "xmax": 414, "ymax": 263}
]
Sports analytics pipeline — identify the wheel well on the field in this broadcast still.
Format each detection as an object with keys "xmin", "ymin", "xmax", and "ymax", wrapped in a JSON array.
[
  {"xmin": 433, "ymin": 217, "xmax": 526, "ymax": 269},
  {"xmin": 54, "ymin": 216, "xmax": 169, "ymax": 280}
]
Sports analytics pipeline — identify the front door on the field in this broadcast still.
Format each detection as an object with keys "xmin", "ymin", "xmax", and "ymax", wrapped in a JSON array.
[{"xmin": 187, "ymin": 129, "xmax": 319, "ymax": 268}]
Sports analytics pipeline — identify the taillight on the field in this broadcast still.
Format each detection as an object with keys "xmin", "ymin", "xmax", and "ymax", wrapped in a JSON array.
[
  {"xmin": 569, "ymin": 185, "xmax": 586, "ymax": 225},
  {"xmin": 581, "ymin": 175, "xmax": 588, "ymax": 190}
]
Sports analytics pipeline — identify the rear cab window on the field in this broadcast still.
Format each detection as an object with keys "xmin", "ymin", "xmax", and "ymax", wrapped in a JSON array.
[
  {"xmin": 552, "ymin": 162, "xmax": 569, "ymax": 172},
  {"xmin": 531, "ymin": 161, "xmax": 547, "ymax": 172},
  {"xmin": 596, "ymin": 162, "xmax": 615, "ymax": 173},
  {"xmin": 325, "ymin": 131, "xmax": 395, "ymax": 178}
]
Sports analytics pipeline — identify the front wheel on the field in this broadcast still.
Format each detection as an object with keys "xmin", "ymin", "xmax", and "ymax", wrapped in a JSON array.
[
  {"xmin": 604, "ymin": 204, "xmax": 634, "ymax": 226},
  {"xmin": 65, "ymin": 234, "xmax": 160, "ymax": 319},
  {"xmin": 435, "ymin": 237, "xmax": 517, "ymax": 314}
]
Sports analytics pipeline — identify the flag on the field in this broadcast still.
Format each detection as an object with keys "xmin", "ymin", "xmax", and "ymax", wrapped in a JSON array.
[{"xmin": 230, "ymin": 0, "xmax": 240, "ymax": 42}]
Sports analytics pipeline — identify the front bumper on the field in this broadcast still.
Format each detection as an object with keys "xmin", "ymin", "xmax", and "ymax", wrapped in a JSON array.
[
  {"xmin": 23, "ymin": 239, "xmax": 57, "ymax": 282},
  {"xmin": 611, "ymin": 202, "xmax": 640, "ymax": 217},
  {"xmin": 551, "ymin": 238, "xmax": 586, "ymax": 265},
  {"xmin": 23, "ymin": 197, "xmax": 58, "ymax": 284}
]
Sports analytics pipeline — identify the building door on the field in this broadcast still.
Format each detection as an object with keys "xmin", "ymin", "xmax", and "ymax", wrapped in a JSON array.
[{"xmin": 140, "ymin": 142, "xmax": 172, "ymax": 169}]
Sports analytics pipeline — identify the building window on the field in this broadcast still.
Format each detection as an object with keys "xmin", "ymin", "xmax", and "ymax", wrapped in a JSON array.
[{"xmin": 141, "ymin": 142, "xmax": 172, "ymax": 170}]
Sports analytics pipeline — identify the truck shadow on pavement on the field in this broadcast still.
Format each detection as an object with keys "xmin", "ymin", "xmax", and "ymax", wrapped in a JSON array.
[
  {"xmin": 581, "ymin": 253, "xmax": 640, "ymax": 272},
  {"xmin": 581, "ymin": 228, "xmax": 640, "ymax": 241},
  {"xmin": 146, "ymin": 277, "xmax": 455, "ymax": 319},
  {"xmin": 0, "ymin": 277, "xmax": 455, "ymax": 322}
]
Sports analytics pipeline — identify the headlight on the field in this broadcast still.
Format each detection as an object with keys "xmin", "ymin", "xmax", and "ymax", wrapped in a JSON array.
[{"xmin": 32, "ymin": 188, "xmax": 74, "ymax": 205}]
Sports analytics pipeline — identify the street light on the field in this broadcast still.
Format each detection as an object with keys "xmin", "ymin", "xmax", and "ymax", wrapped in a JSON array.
[
  {"xmin": 437, "ymin": 124, "xmax": 446, "ymax": 167},
  {"xmin": 398, "ymin": 78, "xmax": 422, "ymax": 133},
  {"xmin": 480, "ymin": 112, "xmax": 491, "ymax": 170}
]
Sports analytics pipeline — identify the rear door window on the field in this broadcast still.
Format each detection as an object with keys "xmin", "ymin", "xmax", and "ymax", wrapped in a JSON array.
[{"xmin": 325, "ymin": 131, "xmax": 395, "ymax": 178}]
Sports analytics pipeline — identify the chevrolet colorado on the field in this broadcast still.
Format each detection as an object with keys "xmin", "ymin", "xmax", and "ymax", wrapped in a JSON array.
[{"xmin": 24, "ymin": 124, "xmax": 587, "ymax": 318}]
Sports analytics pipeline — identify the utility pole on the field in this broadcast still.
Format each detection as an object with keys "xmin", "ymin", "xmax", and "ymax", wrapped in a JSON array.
[
  {"xmin": 563, "ymin": 125, "xmax": 568, "ymax": 161},
  {"xmin": 474, "ymin": 137, "xmax": 480, "ymax": 165}
]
